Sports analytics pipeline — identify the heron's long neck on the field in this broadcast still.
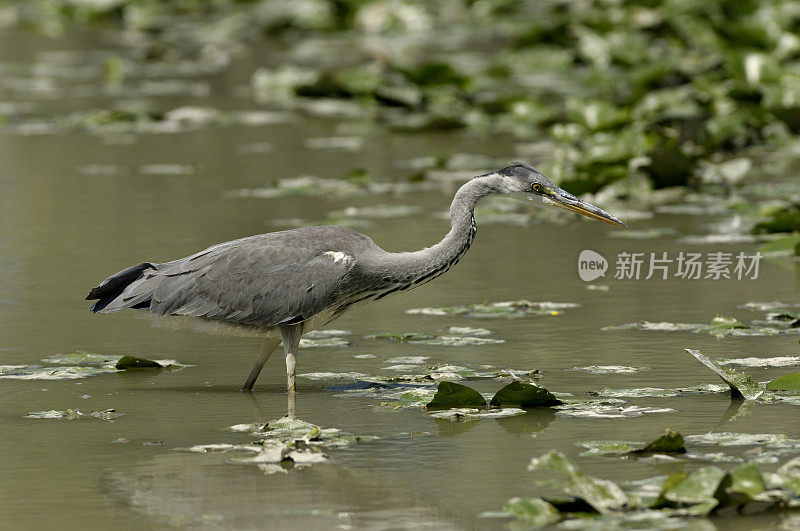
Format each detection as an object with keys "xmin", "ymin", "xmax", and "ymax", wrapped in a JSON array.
[{"xmin": 379, "ymin": 176, "xmax": 495, "ymax": 287}]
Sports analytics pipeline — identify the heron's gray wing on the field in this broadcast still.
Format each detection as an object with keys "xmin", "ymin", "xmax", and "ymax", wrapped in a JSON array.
[{"xmin": 144, "ymin": 235, "xmax": 356, "ymax": 326}]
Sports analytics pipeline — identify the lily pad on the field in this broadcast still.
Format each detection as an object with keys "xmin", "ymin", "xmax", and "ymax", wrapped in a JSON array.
[
  {"xmin": 115, "ymin": 355, "xmax": 162, "ymax": 370},
  {"xmin": 298, "ymin": 337, "xmax": 350, "ymax": 348},
  {"xmin": 685, "ymin": 349, "xmax": 764, "ymax": 400},
  {"xmin": 555, "ymin": 399, "xmax": 675, "ymax": 419},
  {"xmin": 503, "ymin": 497, "xmax": 561, "ymax": 527},
  {"xmin": 765, "ymin": 373, "xmax": 800, "ymax": 392},
  {"xmin": 658, "ymin": 466, "xmax": 726, "ymax": 510},
  {"xmin": 363, "ymin": 332, "xmax": 433, "ymax": 342},
  {"xmin": 408, "ymin": 335, "xmax": 505, "ymax": 346},
  {"xmin": 528, "ymin": 450, "xmax": 627, "ymax": 514},
  {"xmin": 566, "ymin": 365, "xmax": 648, "ymax": 374},
  {"xmin": 25, "ymin": 408, "xmax": 121, "ymax": 421},
  {"xmin": 719, "ymin": 356, "xmax": 800, "ymax": 368},
  {"xmin": 425, "ymin": 381, "xmax": 486, "ymax": 409},
  {"xmin": 406, "ymin": 300, "xmax": 580, "ymax": 319},
  {"xmin": 429, "ymin": 407, "xmax": 526, "ymax": 422},
  {"xmin": 489, "ymin": 381, "xmax": 562, "ymax": 408},
  {"xmin": 630, "ymin": 429, "xmax": 686, "ymax": 455}
]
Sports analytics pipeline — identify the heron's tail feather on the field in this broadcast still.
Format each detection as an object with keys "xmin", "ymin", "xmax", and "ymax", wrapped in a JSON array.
[{"xmin": 86, "ymin": 262, "xmax": 155, "ymax": 313}]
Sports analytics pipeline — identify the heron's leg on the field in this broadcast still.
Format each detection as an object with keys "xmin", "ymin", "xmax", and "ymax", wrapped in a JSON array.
[
  {"xmin": 279, "ymin": 324, "xmax": 303, "ymax": 419},
  {"xmin": 241, "ymin": 337, "xmax": 281, "ymax": 392}
]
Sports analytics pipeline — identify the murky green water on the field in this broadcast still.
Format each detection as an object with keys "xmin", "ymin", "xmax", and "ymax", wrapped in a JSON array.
[{"xmin": 3, "ymin": 28, "xmax": 800, "ymax": 530}]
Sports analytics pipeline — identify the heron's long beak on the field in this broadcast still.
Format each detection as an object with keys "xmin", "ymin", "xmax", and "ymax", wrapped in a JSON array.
[{"xmin": 541, "ymin": 187, "xmax": 627, "ymax": 227}]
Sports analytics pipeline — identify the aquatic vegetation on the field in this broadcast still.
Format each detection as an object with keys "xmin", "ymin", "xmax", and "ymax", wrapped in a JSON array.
[
  {"xmin": 604, "ymin": 314, "xmax": 800, "ymax": 337},
  {"xmin": 686, "ymin": 349, "xmax": 800, "ymax": 404},
  {"xmin": 298, "ymin": 337, "xmax": 350, "ymax": 348},
  {"xmin": 425, "ymin": 382, "xmax": 486, "ymax": 409},
  {"xmin": 364, "ymin": 328, "xmax": 503, "ymax": 346},
  {"xmin": 686, "ymin": 349, "xmax": 764, "ymax": 400},
  {"xmin": 565, "ymin": 365, "xmax": 649, "ymax": 375},
  {"xmin": 489, "ymin": 381, "xmax": 562, "ymax": 408},
  {"xmin": 0, "ymin": 351, "xmax": 187, "ymax": 380},
  {"xmin": 429, "ymin": 408, "xmax": 526, "ymax": 422},
  {"xmin": 578, "ymin": 429, "xmax": 686, "ymax": 457},
  {"xmin": 362, "ymin": 332, "xmax": 432, "ymax": 342},
  {"xmin": 115, "ymin": 355, "xmax": 162, "ymax": 370},
  {"xmin": 25, "ymin": 409, "xmax": 121, "ymax": 420},
  {"xmin": 718, "ymin": 356, "xmax": 800, "ymax": 368},
  {"xmin": 590, "ymin": 384, "xmax": 729, "ymax": 399},
  {"xmin": 504, "ymin": 451, "xmax": 800, "ymax": 527},
  {"xmin": 406, "ymin": 300, "xmax": 580, "ymax": 319},
  {"xmin": 554, "ymin": 400, "xmax": 675, "ymax": 420},
  {"xmin": 197, "ymin": 416, "xmax": 379, "ymax": 471},
  {"xmin": 766, "ymin": 373, "xmax": 800, "ymax": 392}
]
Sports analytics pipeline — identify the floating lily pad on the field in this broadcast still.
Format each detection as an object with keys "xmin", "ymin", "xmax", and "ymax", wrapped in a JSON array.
[
  {"xmin": 604, "ymin": 314, "xmax": 798, "ymax": 337},
  {"xmin": 566, "ymin": 365, "xmax": 649, "ymax": 374},
  {"xmin": 555, "ymin": 399, "xmax": 675, "ymax": 419},
  {"xmin": 425, "ymin": 382, "xmax": 486, "ymax": 410},
  {"xmin": 685, "ymin": 349, "xmax": 764, "ymax": 400},
  {"xmin": 406, "ymin": 300, "xmax": 580, "ymax": 319},
  {"xmin": 630, "ymin": 429, "xmax": 686, "ymax": 455},
  {"xmin": 489, "ymin": 381, "xmax": 562, "ymax": 408},
  {"xmin": 766, "ymin": 373, "xmax": 800, "ymax": 392},
  {"xmin": 363, "ymin": 332, "xmax": 433, "ymax": 342},
  {"xmin": 115, "ymin": 355, "xmax": 162, "ymax": 370},
  {"xmin": 503, "ymin": 497, "xmax": 561, "ymax": 527},
  {"xmin": 446, "ymin": 326, "xmax": 492, "ymax": 336},
  {"xmin": 528, "ymin": 450, "xmax": 628, "ymax": 514},
  {"xmin": 385, "ymin": 356, "xmax": 429, "ymax": 364},
  {"xmin": 0, "ymin": 365, "xmax": 114, "ymax": 380},
  {"xmin": 25, "ymin": 408, "xmax": 121, "ymax": 421},
  {"xmin": 298, "ymin": 337, "xmax": 350, "ymax": 348},
  {"xmin": 429, "ymin": 407, "xmax": 526, "ymax": 422},
  {"xmin": 408, "ymin": 335, "xmax": 504, "ymax": 346},
  {"xmin": 719, "ymin": 356, "xmax": 800, "ymax": 368},
  {"xmin": 657, "ymin": 466, "xmax": 726, "ymax": 512}
]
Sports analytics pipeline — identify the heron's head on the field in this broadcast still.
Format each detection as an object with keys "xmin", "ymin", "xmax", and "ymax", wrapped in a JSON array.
[{"xmin": 492, "ymin": 162, "xmax": 626, "ymax": 227}]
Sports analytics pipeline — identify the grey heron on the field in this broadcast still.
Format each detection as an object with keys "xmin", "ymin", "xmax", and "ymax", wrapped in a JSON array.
[{"xmin": 87, "ymin": 162, "xmax": 625, "ymax": 416}]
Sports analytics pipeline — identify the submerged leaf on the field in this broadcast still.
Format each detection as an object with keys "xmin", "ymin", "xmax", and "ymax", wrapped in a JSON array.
[
  {"xmin": 426, "ymin": 382, "xmax": 486, "ymax": 409},
  {"xmin": 489, "ymin": 381, "xmax": 562, "ymax": 408},
  {"xmin": 685, "ymin": 349, "xmax": 764, "ymax": 400}
]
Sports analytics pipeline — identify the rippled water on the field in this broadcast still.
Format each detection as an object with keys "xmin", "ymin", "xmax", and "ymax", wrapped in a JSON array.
[{"xmin": 2, "ymin": 28, "xmax": 800, "ymax": 530}]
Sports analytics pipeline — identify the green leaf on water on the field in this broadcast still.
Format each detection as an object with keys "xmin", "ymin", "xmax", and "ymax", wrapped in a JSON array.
[
  {"xmin": 695, "ymin": 315, "xmax": 749, "ymax": 336},
  {"xmin": 489, "ymin": 381, "xmax": 562, "ymax": 408},
  {"xmin": 658, "ymin": 466, "xmax": 726, "ymax": 513},
  {"xmin": 528, "ymin": 450, "xmax": 627, "ymax": 514},
  {"xmin": 778, "ymin": 458, "xmax": 800, "ymax": 495},
  {"xmin": 685, "ymin": 349, "xmax": 764, "ymax": 400},
  {"xmin": 721, "ymin": 464, "xmax": 765, "ymax": 501},
  {"xmin": 503, "ymin": 497, "xmax": 561, "ymax": 526},
  {"xmin": 758, "ymin": 233, "xmax": 800, "ymax": 255},
  {"xmin": 425, "ymin": 382, "xmax": 486, "ymax": 410},
  {"xmin": 766, "ymin": 373, "xmax": 800, "ymax": 392},
  {"xmin": 630, "ymin": 429, "xmax": 686, "ymax": 455},
  {"xmin": 362, "ymin": 332, "xmax": 433, "ymax": 342},
  {"xmin": 115, "ymin": 355, "xmax": 163, "ymax": 370}
]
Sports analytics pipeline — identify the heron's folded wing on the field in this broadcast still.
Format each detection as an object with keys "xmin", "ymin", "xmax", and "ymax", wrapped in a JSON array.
[{"xmin": 148, "ymin": 237, "xmax": 356, "ymax": 326}]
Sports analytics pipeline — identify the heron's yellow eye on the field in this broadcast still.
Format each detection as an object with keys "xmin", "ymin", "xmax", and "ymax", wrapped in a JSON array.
[{"xmin": 531, "ymin": 183, "xmax": 543, "ymax": 193}]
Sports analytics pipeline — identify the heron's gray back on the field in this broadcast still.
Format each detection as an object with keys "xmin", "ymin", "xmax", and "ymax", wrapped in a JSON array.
[{"xmin": 98, "ymin": 226, "xmax": 382, "ymax": 327}]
